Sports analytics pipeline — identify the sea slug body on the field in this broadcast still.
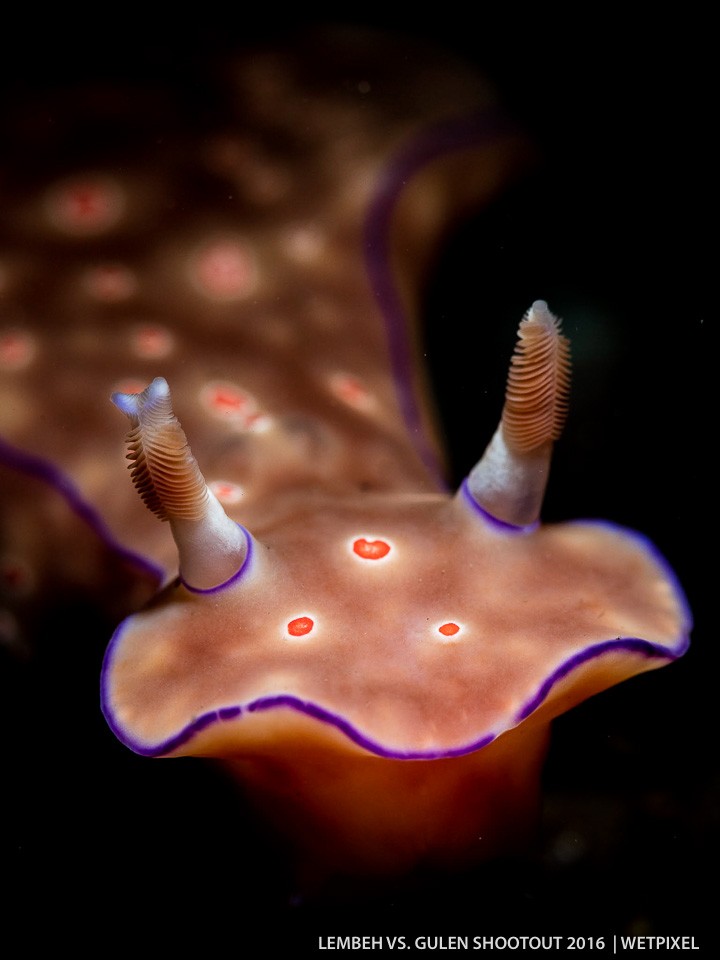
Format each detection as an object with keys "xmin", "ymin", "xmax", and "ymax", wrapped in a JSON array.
[{"xmin": 0, "ymin": 28, "xmax": 690, "ymax": 894}]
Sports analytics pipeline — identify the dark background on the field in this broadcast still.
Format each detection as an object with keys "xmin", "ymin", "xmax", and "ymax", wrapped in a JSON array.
[{"xmin": 1, "ymin": 11, "xmax": 712, "ymax": 954}]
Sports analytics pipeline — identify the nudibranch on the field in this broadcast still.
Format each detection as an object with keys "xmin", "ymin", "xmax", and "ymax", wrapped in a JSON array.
[
  {"xmin": 102, "ymin": 300, "xmax": 689, "ymax": 885},
  {"xmin": 0, "ymin": 28, "xmax": 690, "ymax": 892}
]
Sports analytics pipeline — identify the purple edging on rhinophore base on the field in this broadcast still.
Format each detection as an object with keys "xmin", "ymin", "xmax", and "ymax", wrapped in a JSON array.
[
  {"xmin": 459, "ymin": 477, "xmax": 539, "ymax": 534},
  {"xmin": 179, "ymin": 525, "xmax": 253, "ymax": 594},
  {"xmin": 0, "ymin": 435, "xmax": 164, "ymax": 585},
  {"xmin": 364, "ymin": 109, "xmax": 510, "ymax": 487}
]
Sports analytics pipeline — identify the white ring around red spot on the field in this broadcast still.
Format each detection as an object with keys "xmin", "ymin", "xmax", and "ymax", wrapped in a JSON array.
[
  {"xmin": 189, "ymin": 239, "xmax": 257, "ymax": 301},
  {"xmin": 435, "ymin": 621, "xmax": 464, "ymax": 641},
  {"xmin": 328, "ymin": 372, "xmax": 376, "ymax": 412},
  {"xmin": 46, "ymin": 175, "xmax": 124, "ymax": 236},
  {"xmin": 199, "ymin": 381, "xmax": 270, "ymax": 431},
  {"xmin": 83, "ymin": 264, "xmax": 137, "ymax": 302},
  {"xmin": 131, "ymin": 325, "xmax": 174, "ymax": 359},
  {"xmin": 0, "ymin": 330, "xmax": 35, "ymax": 370},
  {"xmin": 349, "ymin": 536, "xmax": 393, "ymax": 561},
  {"xmin": 209, "ymin": 480, "xmax": 244, "ymax": 505}
]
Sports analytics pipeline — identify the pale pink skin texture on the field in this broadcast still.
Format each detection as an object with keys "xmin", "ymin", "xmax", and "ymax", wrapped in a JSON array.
[{"xmin": 0, "ymin": 31, "xmax": 689, "ymax": 887}]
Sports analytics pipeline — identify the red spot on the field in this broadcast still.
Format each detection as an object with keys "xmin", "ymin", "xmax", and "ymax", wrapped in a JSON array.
[
  {"xmin": 287, "ymin": 616, "xmax": 314, "ymax": 637},
  {"xmin": 48, "ymin": 176, "xmax": 123, "ymax": 235},
  {"xmin": 353, "ymin": 538, "xmax": 391, "ymax": 560},
  {"xmin": 205, "ymin": 384, "xmax": 250, "ymax": 414},
  {"xmin": 84, "ymin": 264, "xmax": 137, "ymax": 302},
  {"xmin": 330, "ymin": 373, "xmax": 373, "ymax": 410},
  {"xmin": 0, "ymin": 556, "xmax": 33, "ymax": 597},
  {"xmin": 209, "ymin": 480, "xmax": 243, "ymax": 505},
  {"xmin": 0, "ymin": 330, "xmax": 35, "ymax": 370},
  {"xmin": 438, "ymin": 622, "xmax": 461, "ymax": 637},
  {"xmin": 132, "ymin": 325, "xmax": 173, "ymax": 359},
  {"xmin": 200, "ymin": 381, "xmax": 267, "ymax": 430},
  {"xmin": 191, "ymin": 240, "xmax": 256, "ymax": 300}
]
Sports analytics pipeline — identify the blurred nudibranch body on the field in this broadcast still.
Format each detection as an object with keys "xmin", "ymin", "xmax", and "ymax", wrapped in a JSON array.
[{"xmin": 0, "ymin": 31, "xmax": 690, "ymax": 887}]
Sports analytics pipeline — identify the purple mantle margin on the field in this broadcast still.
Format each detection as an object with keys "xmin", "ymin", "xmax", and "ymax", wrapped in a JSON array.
[
  {"xmin": 364, "ymin": 108, "xmax": 512, "ymax": 487},
  {"xmin": 3, "ymin": 107, "xmax": 692, "ymax": 765},
  {"xmin": 0, "ymin": 435, "xmax": 164, "ymax": 585},
  {"xmin": 100, "ymin": 509, "xmax": 691, "ymax": 759},
  {"xmin": 101, "ymin": 622, "xmax": 689, "ymax": 761}
]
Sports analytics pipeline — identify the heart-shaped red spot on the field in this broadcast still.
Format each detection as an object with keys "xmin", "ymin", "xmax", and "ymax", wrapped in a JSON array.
[{"xmin": 353, "ymin": 538, "xmax": 391, "ymax": 560}]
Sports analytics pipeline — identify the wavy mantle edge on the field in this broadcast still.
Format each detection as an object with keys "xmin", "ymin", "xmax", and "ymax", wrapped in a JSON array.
[{"xmin": 100, "ymin": 620, "xmax": 691, "ymax": 761}]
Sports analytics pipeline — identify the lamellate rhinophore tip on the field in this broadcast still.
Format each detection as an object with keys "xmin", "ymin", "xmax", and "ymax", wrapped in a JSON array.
[
  {"xmin": 112, "ymin": 378, "xmax": 248, "ymax": 590},
  {"xmin": 464, "ymin": 302, "xmax": 571, "ymax": 527}
]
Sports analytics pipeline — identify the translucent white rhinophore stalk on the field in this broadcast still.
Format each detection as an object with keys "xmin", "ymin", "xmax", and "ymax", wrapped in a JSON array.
[
  {"xmin": 112, "ymin": 377, "xmax": 248, "ymax": 590},
  {"xmin": 466, "ymin": 301, "xmax": 571, "ymax": 526}
]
